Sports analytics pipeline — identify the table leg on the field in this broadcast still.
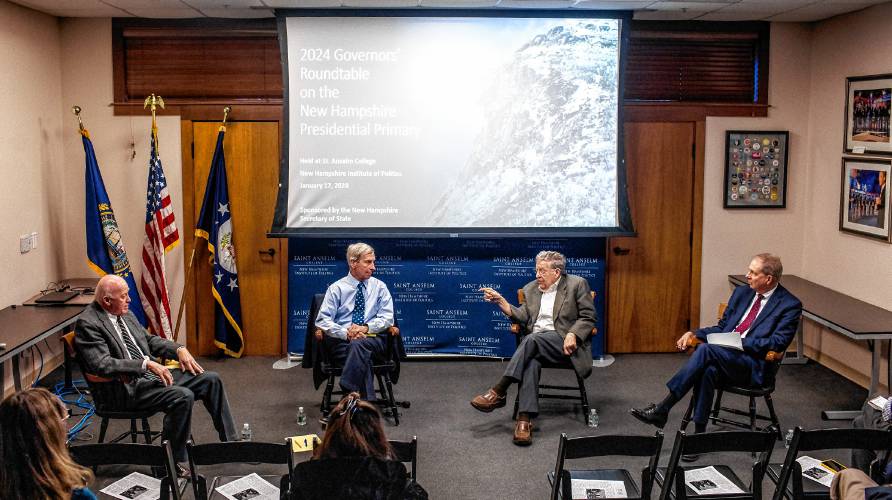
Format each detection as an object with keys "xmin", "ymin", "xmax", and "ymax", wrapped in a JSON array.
[
  {"xmin": 782, "ymin": 317, "xmax": 808, "ymax": 365},
  {"xmin": 11, "ymin": 353, "xmax": 22, "ymax": 391},
  {"xmin": 822, "ymin": 339, "xmax": 879, "ymax": 421}
]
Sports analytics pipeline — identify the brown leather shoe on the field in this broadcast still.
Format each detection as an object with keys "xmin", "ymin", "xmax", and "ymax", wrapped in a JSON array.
[
  {"xmin": 513, "ymin": 420, "xmax": 532, "ymax": 446},
  {"xmin": 470, "ymin": 389, "xmax": 506, "ymax": 413}
]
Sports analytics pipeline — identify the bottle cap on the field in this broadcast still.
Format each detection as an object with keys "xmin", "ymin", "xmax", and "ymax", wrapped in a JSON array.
[{"xmin": 299, "ymin": 407, "xmax": 304, "ymax": 411}]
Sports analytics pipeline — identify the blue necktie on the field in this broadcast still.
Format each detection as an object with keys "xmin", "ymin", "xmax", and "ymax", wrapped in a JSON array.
[{"xmin": 352, "ymin": 282, "xmax": 366, "ymax": 325}]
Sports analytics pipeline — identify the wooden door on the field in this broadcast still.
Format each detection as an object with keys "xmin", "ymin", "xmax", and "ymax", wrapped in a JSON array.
[
  {"xmin": 182, "ymin": 121, "xmax": 285, "ymax": 356},
  {"xmin": 608, "ymin": 122, "xmax": 697, "ymax": 352}
]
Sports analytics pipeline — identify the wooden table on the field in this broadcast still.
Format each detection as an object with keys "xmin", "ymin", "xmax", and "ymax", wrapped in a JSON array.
[
  {"xmin": 0, "ymin": 304, "xmax": 84, "ymax": 391},
  {"xmin": 729, "ymin": 274, "xmax": 892, "ymax": 419}
]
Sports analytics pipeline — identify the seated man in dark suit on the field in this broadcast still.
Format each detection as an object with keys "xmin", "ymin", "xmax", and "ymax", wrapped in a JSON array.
[
  {"xmin": 631, "ymin": 253, "xmax": 802, "ymax": 439},
  {"xmin": 74, "ymin": 274, "xmax": 238, "ymax": 470},
  {"xmin": 471, "ymin": 250, "xmax": 596, "ymax": 446}
]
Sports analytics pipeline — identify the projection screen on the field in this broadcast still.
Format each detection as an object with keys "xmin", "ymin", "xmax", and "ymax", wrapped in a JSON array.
[{"xmin": 272, "ymin": 10, "xmax": 633, "ymax": 237}]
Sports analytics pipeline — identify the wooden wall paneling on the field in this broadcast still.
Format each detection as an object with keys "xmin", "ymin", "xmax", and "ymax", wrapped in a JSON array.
[
  {"xmin": 608, "ymin": 122, "xmax": 695, "ymax": 352},
  {"xmin": 690, "ymin": 121, "xmax": 706, "ymax": 330},
  {"xmin": 188, "ymin": 121, "xmax": 283, "ymax": 356}
]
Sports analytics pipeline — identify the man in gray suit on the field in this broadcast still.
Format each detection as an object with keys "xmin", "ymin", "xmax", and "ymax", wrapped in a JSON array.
[
  {"xmin": 74, "ymin": 274, "xmax": 237, "ymax": 468},
  {"xmin": 471, "ymin": 250, "xmax": 596, "ymax": 446}
]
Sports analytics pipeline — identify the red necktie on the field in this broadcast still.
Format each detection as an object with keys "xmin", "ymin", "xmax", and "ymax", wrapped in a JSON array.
[{"xmin": 734, "ymin": 294, "xmax": 764, "ymax": 333}]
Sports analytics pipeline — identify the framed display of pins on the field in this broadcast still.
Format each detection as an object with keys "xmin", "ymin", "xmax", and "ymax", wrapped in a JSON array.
[{"xmin": 723, "ymin": 130, "xmax": 789, "ymax": 209}]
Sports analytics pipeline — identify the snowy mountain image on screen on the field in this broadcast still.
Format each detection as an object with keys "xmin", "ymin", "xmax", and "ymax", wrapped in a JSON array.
[{"xmin": 429, "ymin": 20, "xmax": 619, "ymax": 228}]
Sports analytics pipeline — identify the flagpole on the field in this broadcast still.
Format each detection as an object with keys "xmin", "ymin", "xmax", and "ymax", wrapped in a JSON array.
[{"xmin": 172, "ymin": 105, "xmax": 231, "ymax": 345}]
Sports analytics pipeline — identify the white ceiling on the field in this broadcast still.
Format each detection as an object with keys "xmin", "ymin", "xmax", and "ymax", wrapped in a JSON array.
[{"xmin": 8, "ymin": 0, "xmax": 890, "ymax": 22}]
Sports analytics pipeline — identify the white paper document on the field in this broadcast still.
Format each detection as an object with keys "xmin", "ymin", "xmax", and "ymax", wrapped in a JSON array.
[
  {"xmin": 869, "ymin": 395, "xmax": 888, "ymax": 411},
  {"xmin": 99, "ymin": 472, "xmax": 161, "ymax": 500},
  {"xmin": 706, "ymin": 332, "xmax": 743, "ymax": 351},
  {"xmin": 684, "ymin": 466, "xmax": 745, "ymax": 495},
  {"xmin": 797, "ymin": 456, "xmax": 836, "ymax": 487},
  {"xmin": 570, "ymin": 479, "xmax": 628, "ymax": 499},
  {"xmin": 214, "ymin": 473, "xmax": 279, "ymax": 500}
]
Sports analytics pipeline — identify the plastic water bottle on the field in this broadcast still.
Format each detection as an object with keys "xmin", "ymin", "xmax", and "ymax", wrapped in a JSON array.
[
  {"xmin": 297, "ymin": 406, "xmax": 307, "ymax": 427},
  {"xmin": 588, "ymin": 408, "xmax": 599, "ymax": 428},
  {"xmin": 241, "ymin": 423, "xmax": 252, "ymax": 441},
  {"xmin": 784, "ymin": 429, "xmax": 794, "ymax": 448}
]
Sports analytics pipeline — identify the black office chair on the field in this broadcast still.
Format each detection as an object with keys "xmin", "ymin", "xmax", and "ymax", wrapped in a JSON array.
[
  {"xmin": 63, "ymin": 332, "xmax": 162, "ymax": 444},
  {"xmin": 303, "ymin": 293, "xmax": 410, "ymax": 425},
  {"xmin": 510, "ymin": 289, "xmax": 597, "ymax": 422},
  {"xmin": 768, "ymin": 427, "xmax": 892, "ymax": 500},
  {"xmin": 186, "ymin": 438, "xmax": 295, "ymax": 500},
  {"xmin": 656, "ymin": 429, "xmax": 776, "ymax": 500},
  {"xmin": 69, "ymin": 441, "xmax": 182, "ymax": 500},
  {"xmin": 389, "ymin": 436, "xmax": 418, "ymax": 481},
  {"xmin": 549, "ymin": 431, "xmax": 664, "ymax": 500}
]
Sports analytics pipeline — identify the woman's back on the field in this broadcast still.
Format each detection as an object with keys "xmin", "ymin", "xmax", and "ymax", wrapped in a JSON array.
[{"xmin": 294, "ymin": 456, "xmax": 427, "ymax": 500}]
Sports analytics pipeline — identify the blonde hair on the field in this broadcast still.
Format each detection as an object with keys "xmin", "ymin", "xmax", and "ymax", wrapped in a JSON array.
[
  {"xmin": 0, "ymin": 388, "xmax": 93, "ymax": 499},
  {"xmin": 347, "ymin": 242, "xmax": 375, "ymax": 264}
]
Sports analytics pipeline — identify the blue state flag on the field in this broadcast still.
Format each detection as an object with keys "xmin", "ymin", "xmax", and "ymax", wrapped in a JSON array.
[
  {"xmin": 82, "ymin": 130, "xmax": 148, "ymax": 326},
  {"xmin": 195, "ymin": 128, "xmax": 244, "ymax": 358}
]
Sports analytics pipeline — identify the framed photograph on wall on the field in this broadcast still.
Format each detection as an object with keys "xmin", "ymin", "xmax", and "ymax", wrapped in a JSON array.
[
  {"xmin": 723, "ymin": 130, "xmax": 789, "ymax": 208},
  {"xmin": 844, "ymin": 74, "xmax": 892, "ymax": 155},
  {"xmin": 840, "ymin": 157, "xmax": 891, "ymax": 241}
]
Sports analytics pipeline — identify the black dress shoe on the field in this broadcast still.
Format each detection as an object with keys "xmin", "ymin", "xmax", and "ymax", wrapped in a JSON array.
[{"xmin": 629, "ymin": 404, "xmax": 668, "ymax": 429}]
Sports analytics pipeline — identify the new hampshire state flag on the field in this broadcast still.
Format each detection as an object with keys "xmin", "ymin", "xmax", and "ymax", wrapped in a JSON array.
[
  {"xmin": 195, "ymin": 128, "xmax": 244, "ymax": 357},
  {"xmin": 82, "ymin": 129, "xmax": 148, "ymax": 326}
]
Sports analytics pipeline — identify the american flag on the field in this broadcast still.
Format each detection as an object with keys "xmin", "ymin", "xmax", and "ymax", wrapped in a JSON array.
[{"xmin": 139, "ymin": 128, "xmax": 179, "ymax": 339}]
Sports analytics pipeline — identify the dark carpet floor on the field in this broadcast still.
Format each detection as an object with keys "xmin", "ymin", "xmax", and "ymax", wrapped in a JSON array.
[{"xmin": 44, "ymin": 353, "xmax": 867, "ymax": 499}]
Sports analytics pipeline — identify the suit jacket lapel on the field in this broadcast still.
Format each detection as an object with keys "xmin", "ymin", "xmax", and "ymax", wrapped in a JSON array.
[
  {"xmin": 527, "ymin": 287, "xmax": 542, "ymax": 328},
  {"xmin": 552, "ymin": 277, "xmax": 568, "ymax": 320},
  {"xmin": 95, "ymin": 306, "xmax": 128, "ymax": 357},
  {"xmin": 748, "ymin": 286, "xmax": 783, "ymax": 333}
]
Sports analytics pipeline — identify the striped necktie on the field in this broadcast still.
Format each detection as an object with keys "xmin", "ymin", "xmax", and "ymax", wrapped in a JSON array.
[
  {"xmin": 116, "ymin": 316, "xmax": 161, "ymax": 383},
  {"xmin": 352, "ymin": 282, "xmax": 366, "ymax": 325}
]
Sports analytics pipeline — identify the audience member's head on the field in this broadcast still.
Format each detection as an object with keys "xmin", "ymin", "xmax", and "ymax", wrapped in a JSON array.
[
  {"xmin": 0, "ymin": 387, "xmax": 92, "ymax": 499},
  {"xmin": 95, "ymin": 274, "xmax": 131, "ymax": 316},
  {"xmin": 315, "ymin": 392, "xmax": 394, "ymax": 461}
]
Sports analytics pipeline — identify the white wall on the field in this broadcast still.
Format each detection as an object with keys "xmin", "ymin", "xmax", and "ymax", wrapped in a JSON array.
[
  {"xmin": 0, "ymin": 0, "xmax": 65, "ymax": 394},
  {"xmin": 700, "ymin": 22, "xmax": 813, "ymax": 323}
]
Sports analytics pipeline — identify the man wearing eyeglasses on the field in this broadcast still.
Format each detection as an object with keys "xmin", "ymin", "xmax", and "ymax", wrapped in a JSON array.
[{"xmin": 471, "ymin": 250, "xmax": 596, "ymax": 446}]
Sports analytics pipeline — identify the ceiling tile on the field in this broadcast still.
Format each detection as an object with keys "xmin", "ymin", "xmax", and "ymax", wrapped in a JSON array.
[
  {"xmin": 263, "ymin": 0, "xmax": 342, "ymax": 7},
  {"xmin": 340, "ymin": 0, "xmax": 419, "ymax": 6},
  {"xmin": 648, "ymin": 1, "xmax": 727, "ymax": 10},
  {"xmin": 186, "ymin": 0, "xmax": 266, "ymax": 7},
  {"xmin": 498, "ymin": 0, "xmax": 578, "ymax": 7},
  {"xmin": 125, "ymin": 7, "xmax": 204, "ymax": 17},
  {"xmin": 572, "ymin": 1, "xmax": 653, "ymax": 8},
  {"xmin": 632, "ymin": 7, "xmax": 708, "ymax": 18},
  {"xmin": 419, "ymin": 0, "xmax": 498, "ymax": 6},
  {"xmin": 199, "ymin": 7, "xmax": 275, "ymax": 16},
  {"xmin": 767, "ymin": 1, "xmax": 878, "ymax": 21}
]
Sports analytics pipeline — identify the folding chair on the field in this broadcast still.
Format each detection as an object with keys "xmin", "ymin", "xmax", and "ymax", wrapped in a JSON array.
[
  {"xmin": 390, "ymin": 436, "xmax": 418, "ymax": 481},
  {"xmin": 68, "ymin": 440, "xmax": 182, "ymax": 500},
  {"xmin": 510, "ymin": 289, "xmax": 597, "ymax": 422},
  {"xmin": 656, "ymin": 429, "xmax": 776, "ymax": 500},
  {"xmin": 62, "ymin": 332, "xmax": 161, "ymax": 444},
  {"xmin": 768, "ymin": 427, "xmax": 892, "ymax": 500},
  {"xmin": 186, "ymin": 438, "xmax": 295, "ymax": 500},
  {"xmin": 549, "ymin": 431, "xmax": 664, "ymax": 500}
]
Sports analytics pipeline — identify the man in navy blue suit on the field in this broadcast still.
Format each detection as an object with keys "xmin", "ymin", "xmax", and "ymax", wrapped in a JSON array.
[{"xmin": 630, "ymin": 253, "xmax": 802, "ymax": 437}]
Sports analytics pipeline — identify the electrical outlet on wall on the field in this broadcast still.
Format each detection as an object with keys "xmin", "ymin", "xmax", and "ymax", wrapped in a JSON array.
[
  {"xmin": 19, "ymin": 234, "xmax": 31, "ymax": 253},
  {"xmin": 30, "ymin": 232, "xmax": 38, "ymax": 249}
]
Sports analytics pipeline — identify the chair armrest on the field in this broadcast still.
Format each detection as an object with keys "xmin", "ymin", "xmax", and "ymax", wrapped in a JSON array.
[{"xmin": 688, "ymin": 337, "xmax": 783, "ymax": 362}]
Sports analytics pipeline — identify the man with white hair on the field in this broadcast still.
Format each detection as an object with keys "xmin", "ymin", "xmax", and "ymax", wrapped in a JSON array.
[
  {"xmin": 74, "ymin": 274, "xmax": 237, "ymax": 471},
  {"xmin": 315, "ymin": 242, "xmax": 395, "ymax": 401},
  {"xmin": 473, "ymin": 250, "xmax": 596, "ymax": 446}
]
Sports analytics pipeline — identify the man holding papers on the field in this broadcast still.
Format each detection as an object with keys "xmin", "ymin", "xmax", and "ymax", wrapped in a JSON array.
[{"xmin": 630, "ymin": 253, "xmax": 802, "ymax": 437}]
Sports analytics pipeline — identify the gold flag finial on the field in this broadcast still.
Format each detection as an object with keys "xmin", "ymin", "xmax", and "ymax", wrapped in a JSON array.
[
  {"xmin": 221, "ymin": 106, "xmax": 231, "ymax": 132},
  {"xmin": 71, "ymin": 105, "xmax": 86, "ymax": 134},
  {"xmin": 144, "ymin": 94, "xmax": 165, "ymax": 146}
]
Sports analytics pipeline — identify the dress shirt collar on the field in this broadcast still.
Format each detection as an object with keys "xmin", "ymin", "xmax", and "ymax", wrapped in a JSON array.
[
  {"xmin": 345, "ymin": 274, "xmax": 367, "ymax": 288},
  {"xmin": 757, "ymin": 285, "xmax": 778, "ymax": 301}
]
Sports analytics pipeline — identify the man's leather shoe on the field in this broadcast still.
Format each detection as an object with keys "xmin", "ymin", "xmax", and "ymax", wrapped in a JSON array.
[
  {"xmin": 470, "ymin": 389, "xmax": 506, "ymax": 413},
  {"xmin": 513, "ymin": 420, "xmax": 532, "ymax": 446},
  {"xmin": 680, "ymin": 453, "xmax": 701, "ymax": 463},
  {"xmin": 630, "ymin": 404, "xmax": 668, "ymax": 429}
]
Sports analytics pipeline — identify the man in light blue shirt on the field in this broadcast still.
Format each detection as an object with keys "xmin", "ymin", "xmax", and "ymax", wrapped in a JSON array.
[{"xmin": 315, "ymin": 242, "xmax": 394, "ymax": 400}]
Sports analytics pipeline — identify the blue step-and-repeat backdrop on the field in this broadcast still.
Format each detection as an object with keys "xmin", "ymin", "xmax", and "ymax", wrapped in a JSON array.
[{"xmin": 288, "ymin": 238, "xmax": 606, "ymax": 358}]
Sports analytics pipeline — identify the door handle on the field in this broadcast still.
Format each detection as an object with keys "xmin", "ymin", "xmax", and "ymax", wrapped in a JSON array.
[
  {"xmin": 612, "ymin": 246, "xmax": 630, "ymax": 256},
  {"xmin": 259, "ymin": 248, "xmax": 276, "ymax": 257}
]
